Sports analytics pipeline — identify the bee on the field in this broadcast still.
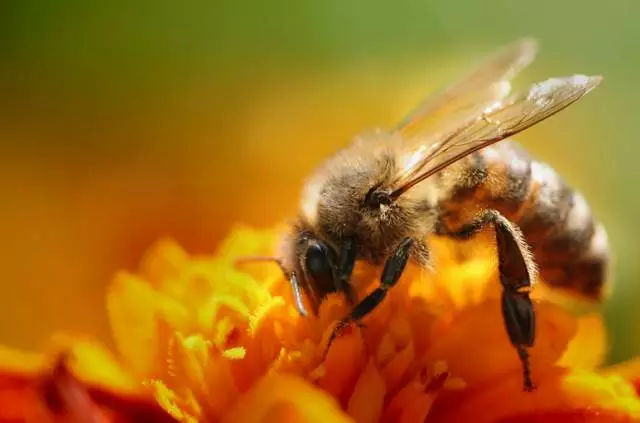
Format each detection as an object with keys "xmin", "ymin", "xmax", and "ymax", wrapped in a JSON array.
[{"xmin": 243, "ymin": 39, "xmax": 608, "ymax": 391}]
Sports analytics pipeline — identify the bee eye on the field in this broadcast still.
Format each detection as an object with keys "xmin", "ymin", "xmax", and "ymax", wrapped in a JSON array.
[
  {"xmin": 306, "ymin": 244, "xmax": 331, "ymax": 275},
  {"xmin": 305, "ymin": 242, "xmax": 335, "ymax": 292}
]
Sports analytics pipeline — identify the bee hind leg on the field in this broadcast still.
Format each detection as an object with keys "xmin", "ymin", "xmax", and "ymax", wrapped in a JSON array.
[
  {"xmin": 325, "ymin": 237, "xmax": 414, "ymax": 353},
  {"xmin": 444, "ymin": 210, "xmax": 536, "ymax": 391}
]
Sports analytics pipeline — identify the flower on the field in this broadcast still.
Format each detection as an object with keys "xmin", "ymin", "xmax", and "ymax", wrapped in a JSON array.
[{"xmin": 1, "ymin": 225, "xmax": 640, "ymax": 422}]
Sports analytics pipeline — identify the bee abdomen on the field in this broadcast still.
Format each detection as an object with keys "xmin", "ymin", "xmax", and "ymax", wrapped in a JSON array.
[
  {"xmin": 517, "ymin": 162, "xmax": 610, "ymax": 299},
  {"xmin": 437, "ymin": 141, "xmax": 610, "ymax": 300}
]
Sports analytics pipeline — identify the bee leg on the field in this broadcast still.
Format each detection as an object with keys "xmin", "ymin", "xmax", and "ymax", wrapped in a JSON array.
[
  {"xmin": 335, "ymin": 238, "xmax": 357, "ymax": 305},
  {"xmin": 326, "ymin": 237, "xmax": 414, "ymax": 352},
  {"xmin": 494, "ymin": 215, "xmax": 536, "ymax": 391},
  {"xmin": 443, "ymin": 210, "xmax": 536, "ymax": 391}
]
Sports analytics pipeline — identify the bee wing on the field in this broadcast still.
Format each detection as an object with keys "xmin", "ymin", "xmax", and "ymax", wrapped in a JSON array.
[
  {"xmin": 393, "ymin": 38, "xmax": 538, "ymax": 136},
  {"xmin": 391, "ymin": 75, "xmax": 602, "ymax": 197}
]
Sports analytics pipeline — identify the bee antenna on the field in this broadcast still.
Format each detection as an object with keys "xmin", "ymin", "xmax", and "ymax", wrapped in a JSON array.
[{"xmin": 389, "ymin": 187, "xmax": 404, "ymax": 201}]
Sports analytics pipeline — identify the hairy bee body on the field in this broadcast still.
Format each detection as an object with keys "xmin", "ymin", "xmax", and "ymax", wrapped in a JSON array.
[
  {"xmin": 435, "ymin": 141, "xmax": 609, "ymax": 299},
  {"xmin": 289, "ymin": 136, "xmax": 609, "ymax": 303}
]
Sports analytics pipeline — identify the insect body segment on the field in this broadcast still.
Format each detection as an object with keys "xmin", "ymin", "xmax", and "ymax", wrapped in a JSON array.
[
  {"xmin": 436, "ymin": 142, "xmax": 609, "ymax": 299},
  {"xmin": 273, "ymin": 39, "xmax": 606, "ymax": 391}
]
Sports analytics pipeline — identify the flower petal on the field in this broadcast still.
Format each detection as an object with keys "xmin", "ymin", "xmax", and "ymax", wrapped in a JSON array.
[
  {"xmin": 558, "ymin": 313, "xmax": 607, "ymax": 369},
  {"xmin": 48, "ymin": 335, "xmax": 140, "ymax": 393},
  {"xmin": 429, "ymin": 367, "xmax": 640, "ymax": 423},
  {"xmin": 603, "ymin": 357, "xmax": 640, "ymax": 394},
  {"xmin": 423, "ymin": 299, "xmax": 576, "ymax": 386},
  {"xmin": 382, "ymin": 380, "xmax": 436, "ymax": 423},
  {"xmin": 495, "ymin": 409, "xmax": 638, "ymax": 423},
  {"xmin": 347, "ymin": 359, "xmax": 386, "ymax": 423},
  {"xmin": 221, "ymin": 373, "xmax": 353, "ymax": 423},
  {"xmin": 107, "ymin": 272, "xmax": 188, "ymax": 377},
  {"xmin": 317, "ymin": 327, "xmax": 366, "ymax": 404}
]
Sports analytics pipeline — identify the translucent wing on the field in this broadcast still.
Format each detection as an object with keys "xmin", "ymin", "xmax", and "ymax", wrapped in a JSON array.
[
  {"xmin": 393, "ymin": 38, "xmax": 538, "ymax": 137},
  {"xmin": 390, "ymin": 75, "xmax": 602, "ymax": 197}
]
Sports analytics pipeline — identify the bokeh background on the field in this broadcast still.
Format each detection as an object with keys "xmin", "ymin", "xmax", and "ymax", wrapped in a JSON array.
[{"xmin": 2, "ymin": 1, "xmax": 639, "ymax": 363}]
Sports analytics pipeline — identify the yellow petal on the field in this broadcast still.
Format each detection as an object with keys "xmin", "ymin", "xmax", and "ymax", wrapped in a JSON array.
[
  {"xmin": 222, "ymin": 373, "xmax": 353, "ymax": 423},
  {"xmin": 139, "ymin": 238, "xmax": 189, "ymax": 290},
  {"xmin": 558, "ymin": 313, "xmax": 607, "ymax": 369},
  {"xmin": 147, "ymin": 379, "xmax": 197, "ymax": 422},
  {"xmin": 170, "ymin": 333, "xmax": 209, "ymax": 395},
  {"xmin": 49, "ymin": 335, "xmax": 139, "ymax": 393},
  {"xmin": 603, "ymin": 357, "xmax": 640, "ymax": 382},
  {"xmin": 106, "ymin": 272, "xmax": 188, "ymax": 376},
  {"xmin": 0, "ymin": 344, "xmax": 44, "ymax": 376}
]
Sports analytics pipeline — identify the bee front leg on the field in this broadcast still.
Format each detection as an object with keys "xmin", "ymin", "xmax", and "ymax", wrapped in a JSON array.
[
  {"xmin": 443, "ymin": 209, "xmax": 536, "ymax": 391},
  {"xmin": 335, "ymin": 237, "xmax": 357, "ymax": 305},
  {"xmin": 326, "ymin": 237, "xmax": 414, "ymax": 351}
]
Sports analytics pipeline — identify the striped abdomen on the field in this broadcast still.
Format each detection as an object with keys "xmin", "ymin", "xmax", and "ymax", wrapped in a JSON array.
[{"xmin": 436, "ymin": 141, "xmax": 610, "ymax": 300}]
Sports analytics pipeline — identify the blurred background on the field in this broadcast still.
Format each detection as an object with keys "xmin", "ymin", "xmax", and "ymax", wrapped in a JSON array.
[{"xmin": 1, "ymin": 1, "xmax": 639, "ymax": 363}]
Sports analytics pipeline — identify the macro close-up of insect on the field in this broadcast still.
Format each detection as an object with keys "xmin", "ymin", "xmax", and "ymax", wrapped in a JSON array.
[
  {"xmin": 263, "ymin": 39, "xmax": 608, "ymax": 392},
  {"xmin": 7, "ymin": 2, "xmax": 640, "ymax": 419}
]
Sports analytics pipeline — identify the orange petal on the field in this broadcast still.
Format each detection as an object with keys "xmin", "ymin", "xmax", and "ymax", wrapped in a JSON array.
[
  {"xmin": 496, "ymin": 409, "xmax": 638, "ymax": 423},
  {"xmin": 260, "ymin": 401, "xmax": 306, "ymax": 423},
  {"xmin": 204, "ymin": 353, "xmax": 240, "ymax": 419},
  {"xmin": 382, "ymin": 380, "xmax": 438, "ymax": 423},
  {"xmin": 558, "ymin": 313, "xmax": 607, "ymax": 369},
  {"xmin": 347, "ymin": 359, "xmax": 386, "ymax": 423},
  {"xmin": 0, "ymin": 345, "xmax": 45, "ymax": 377},
  {"xmin": 379, "ymin": 340, "xmax": 414, "ymax": 396},
  {"xmin": 429, "ymin": 367, "xmax": 640, "ymax": 423},
  {"xmin": 317, "ymin": 327, "xmax": 366, "ymax": 404},
  {"xmin": 397, "ymin": 391, "xmax": 437, "ymax": 423},
  {"xmin": 423, "ymin": 299, "xmax": 576, "ymax": 386},
  {"xmin": 383, "ymin": 381, "xmax": 423, "ymax": 423},
  {"xmin": 221, "ymin": 373, "xmax": 353, "ymax": 423}
]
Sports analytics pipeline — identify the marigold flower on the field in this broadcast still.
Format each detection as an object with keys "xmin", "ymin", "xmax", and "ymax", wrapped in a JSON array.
[{"xmin": 1, "ymin": 225, "xmax": 639, "ymax": 422}]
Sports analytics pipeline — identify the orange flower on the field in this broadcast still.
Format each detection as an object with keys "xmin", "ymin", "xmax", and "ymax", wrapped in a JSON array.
[{"xmin": 1, "ymin": 225, "xmax": 639, "ymax": 422}]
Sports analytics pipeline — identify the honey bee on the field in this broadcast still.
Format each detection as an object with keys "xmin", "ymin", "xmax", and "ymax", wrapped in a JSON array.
[{"xmin": 243, "ymin": 39, "xmax": 608, "ymax": 391}]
